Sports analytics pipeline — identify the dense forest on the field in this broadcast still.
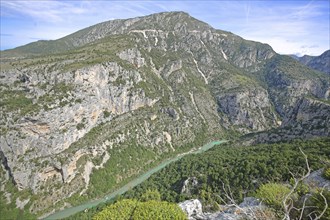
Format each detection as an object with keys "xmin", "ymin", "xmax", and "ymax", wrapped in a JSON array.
[{"xmin": 65, "ymin": 137, "xmax": 330, "ymax": 220}]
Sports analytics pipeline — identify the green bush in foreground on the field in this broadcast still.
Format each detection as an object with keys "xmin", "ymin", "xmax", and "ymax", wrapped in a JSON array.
[
  {"xmin": 93, "ymin": 199, "xmax": 186, "ymax": 220},
  {"xmin": 255, "ymin": 183, "xmax": 291, "ymax": 210},
  {"xmin": 133, "ymin": 200, "xmax": 187, "ymax": 220},
  {"xmin": 93, "ymin": 199, "xmax": 137, "ymax": 220}
]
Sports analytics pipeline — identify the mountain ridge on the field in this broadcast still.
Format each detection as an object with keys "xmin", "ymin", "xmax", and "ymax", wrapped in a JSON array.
[
  {"xmin": 295, "ymin": 50, "xmax": 330, "ymax": 75},
  {"xmin": 1, "ymin": 12, "xmax": 215, "ymax": 58}
]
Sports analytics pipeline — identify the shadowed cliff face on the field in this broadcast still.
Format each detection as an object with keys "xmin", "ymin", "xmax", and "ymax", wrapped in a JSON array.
[{"xmin": 0, "ymin": 11, "xmax": 329, "ymax": 215}]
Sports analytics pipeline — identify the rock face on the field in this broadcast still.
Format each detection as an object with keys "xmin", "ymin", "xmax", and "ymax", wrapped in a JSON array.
[
  {"xmin": 217, "ymin": 88, "xmax": 277, "ymax": 133},
  {"xmin": 248, "ymin": 97, "xmax": 330, "ymax": 144},
  {"xmin": 304, "ymin": 169, "xmax": 330, "ymax": 190},
  {"xmin": 178, "ymin": 199, "xmax": 204, "ymax": 219},
  {"xmin": 296, "ymin": 50, "xmax": 330, "ymax": 75},
  {"xmin": 0, "ymin": 11, "xmax": 329, "ymax": 215},
  {"xmin": 179, "ymin": 197, "xmax": 274, "ymax": 220},
  {"xmin": 181, "ymin": 177, "xmax": 199, "ymax": 194}
]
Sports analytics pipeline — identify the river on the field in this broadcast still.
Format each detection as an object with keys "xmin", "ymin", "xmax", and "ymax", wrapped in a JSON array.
[{"xmin": 44, "ymin": 140, "xmax": 226, "ymax": 219}]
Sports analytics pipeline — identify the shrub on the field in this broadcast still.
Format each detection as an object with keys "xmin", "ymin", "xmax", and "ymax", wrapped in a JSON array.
[
  {"xmin": 140, "ymin": 189, "xmax": 161, "ymax": 202},
  {"xmin": 93, "ymin": 199, "xmax": 137, "ymax": 220},
  {"xmin": 103, "ymin": 111, "xmax": 111, "ymax": 118},
  {"xmin": 92, "ymin": 199, "xmax": 186, "ymax": 220},
  {"xmin": 76, "ymin": 123, "xmax": 85, "ymax": 130},
  {"xmin": 322, "ymin": 167, "xmax": 330, "ymax": 180},
  {"xmin": 309, "ymin": 190, "xmax": 330, "ymax": 219},
  {"xmin": 255, "ymin": 183, "xmax": 291, "ymax": 210},
  {"xmin": 133, "ymin": 200, "xmax": 186, "ymax": 220}
]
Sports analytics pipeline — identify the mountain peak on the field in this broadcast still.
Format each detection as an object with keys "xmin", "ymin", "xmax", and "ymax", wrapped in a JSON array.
[
  {"xmin": 2, "ymin": 11, "xmax": 214, "ymax": 58},
  {"xmin": 149, "ymin": 11, "xmax": 190, "ymax": 16}
]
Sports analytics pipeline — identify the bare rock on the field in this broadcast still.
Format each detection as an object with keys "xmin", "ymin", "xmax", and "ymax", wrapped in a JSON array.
[
  {"xmin": 179, "ymin": 199, "xmax": 204, "ymax": 220},
  {"xmin": 304, "ymin": 169, "xmax": 330, "ymax": 190}
]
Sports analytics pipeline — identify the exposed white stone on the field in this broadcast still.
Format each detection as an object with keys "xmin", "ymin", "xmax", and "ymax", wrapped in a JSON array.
[
  {"xmin": 179, "ymin": 199, "xmax": 203, "ymax": 219},
  {"xmin": 221, "ymin": 48, "xmax": 228, "ymax": 60},
  {"xmin": 193, "ymin": 58, "xmax": 208, "ymax": 84}
]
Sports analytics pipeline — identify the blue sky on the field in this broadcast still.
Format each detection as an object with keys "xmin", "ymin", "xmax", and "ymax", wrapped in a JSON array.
[{"xmin": 1, "ymin": 0, "xmax": 329, "ymax": 56}]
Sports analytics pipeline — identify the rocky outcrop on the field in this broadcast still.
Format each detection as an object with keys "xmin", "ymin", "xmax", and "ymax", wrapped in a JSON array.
[
  {"xmin": 181, "ymin": 177, "xmax": 199, "ymax": 194},
  {"xmin": 246, "ymin": 97, "xmax": 330, "ymax": 144},
  {"xmin": 265, "ymin": 55, "xmax": 329, "ymax": 118},
  {"xmin": 179, "ymin": 199, "xmax": 204, "ymax": 220},
  {"xmin": 179, "ymin": 197, "xmax": 275, "ymax": 220},
  {"xmin": 283, "ymin": 97, "xmax": 330, "ymax": 129},
  {"xmin": 217, "ymin": 88, "xmax": 278, "ymax": 133},
  {"xmin": 304, "ymin": 169, "xmax": 330, "ymax": 190},
  {"xmin": 160, "ymin": 107, "xmax": 179, "ymax": 120},
  {"xmin": 0, "ymin": 61, "xmax": 159, "ymax": 192},
  {"xmin": 117, "ymin": 48, "xmax": 145, "ymax": 68}
]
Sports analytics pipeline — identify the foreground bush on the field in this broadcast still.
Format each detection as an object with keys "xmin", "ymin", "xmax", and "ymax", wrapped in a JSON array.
[
  {"xmin": 255, "ymin": 183, "xmax": 291, "ymax": 210},
  {"xmin": 93, "ymin": 199, "xmax": 186, "ymax": 220}
]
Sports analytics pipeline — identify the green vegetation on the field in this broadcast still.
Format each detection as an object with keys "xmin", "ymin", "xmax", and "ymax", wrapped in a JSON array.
[
  {"xmin": 285, "ymin": 189, "xmax": 330, "ymax": 220},
  {"xmin": 58, "ymin": 97, "xmax": 214, "ymax": 207},
  {"xmin": 86, "ymin": 143, "xmax": 158, "ymax": 199},
  {"xmin": 255, "ymin": 183, "xmax": 291, "ymax": 209},
  {"xmin": 60, "ymin": 35, "xmax": 135, "ymax": 72},
  {"xmin": 0, "ymin": 81, "xmax": 75, "ymax": 120},
  {"xmin": 92, "ymin": 199, "xmax": 186, "ymax": 220},
  {"xmin": 93, "ymin": 199, "xmax": 137, "ymax": 220},
  {"xmin": 133, "ymin": 200, "xmax": 186, "ymax": 220},
  {"xmin": 50, "ymin": 82, "xmax": 74, "ymax": 94},
  {"xmin": 266, "ymin": 54, "xmax": 326, "ymax": 80},
  {"xmin": 76, "ymin": 123, "xmax": 85, "ymax": 130},
  {"xmin": 308, "ymin": 190, "xmax": 330, "ymax": 219},
  {"xmin": 123, "ymin": 138, "xmax": 329, "ymax": 209},
  {"xmin": 0, "ymin": 90, "xmax": 38, "ymax": 116},
  {"xmin": 38, "ymin": 82, "xmax": 74, "ymax": 109},
  {"xmin": 1, "ymin": 11, "xmax": 329, "ymax": 220},
  {"xmin": 140, "ymin": 189, "xmax": 161, "ymax": 202},
  {"xmin": 0, "ymin": 192, "xmax": 36, "ymax": 220},
  {"xmin": 323, "ymin": 166, "xmax": 330, "ymax": 180},
  {"xmin": 103, "ymin": 111, "xmax": 111, "ymax": 118},
  {"xmin": 0, "ymin": 181, "xmax": 37, "ymax": 220},
  {"xmin": 65, "ymin": 137, "xmax": 329, "ymax": 219}
]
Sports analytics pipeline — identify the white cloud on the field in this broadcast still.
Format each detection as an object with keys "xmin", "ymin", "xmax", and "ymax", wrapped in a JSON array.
[
  {"xmin": 1, "ymin": 0, "xmax": 88, "ymax": 23},
  {"xmin": 218, "ymin": 1, "xmax": 329, "ymax": 55}
]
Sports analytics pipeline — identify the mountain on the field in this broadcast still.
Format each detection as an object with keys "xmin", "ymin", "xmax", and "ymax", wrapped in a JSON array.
[
  {"xmin": 0, "ymin": 11, "xmax": 329, "ymax": 218},
  {"xmin": 294, "ymin": 50, "xmax": 330, "ymax": 75},
  {"xmin": 1, "ymin": 12, "xmax": 214, "ymax": 59}
]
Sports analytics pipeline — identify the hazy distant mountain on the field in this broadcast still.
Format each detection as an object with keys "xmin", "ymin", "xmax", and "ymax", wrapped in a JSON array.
[
  {"xmin": 0, "ymin": 12, "xmax": 329, "ymax": 218},
  {"xmin": 293, "ymin": 50, "xmax": 330, "ymax": 75},
  {"xmin": 289, "ymin": 54, "xmax": 300, "ymax": 60}
]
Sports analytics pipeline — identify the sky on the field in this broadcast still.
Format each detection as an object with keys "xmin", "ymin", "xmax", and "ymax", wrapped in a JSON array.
[{"xmin": 1, "ymin": 0, "xmax": 329, "ymax": 56}]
